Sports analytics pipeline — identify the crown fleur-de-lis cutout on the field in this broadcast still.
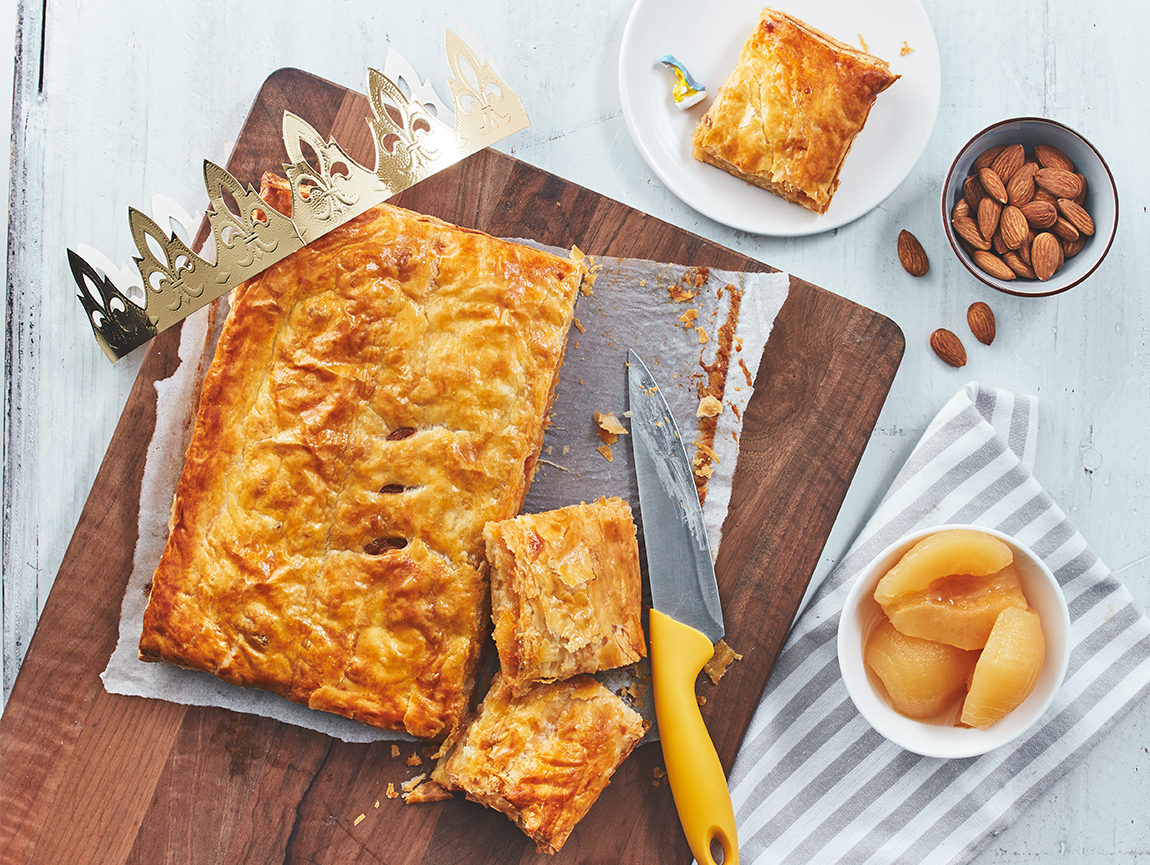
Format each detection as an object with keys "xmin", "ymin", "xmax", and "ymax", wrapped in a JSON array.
[
  {"xmin": 368, "ymin": 68, "xmax": 462, "ymax": 186},
  {"xmin": 69, "ymin": 249, "xmax": 158, "ymax": 361},
  {"xmin": 281, "ymin": 111, "xmax": 389, "ymax": 244},
  {"xmin": 69, "ymin": 26, "xmax": 529, "ymax": 362},
  {"xmin": 204, "ymin": 159, "xmax": 302, "ymax": 275},
  {"xmin": 128, "ymin": 207, "xmax": 211, "ymax": 319},
  {"xmin": 444, "ymin": 27, "xmax": 528, "ymax": 150}
]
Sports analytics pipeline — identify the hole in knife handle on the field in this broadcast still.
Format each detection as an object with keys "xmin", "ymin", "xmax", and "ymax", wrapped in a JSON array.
[{"xmin": 710, "ymin": 834, "xmax": 730, "ymax": 865}]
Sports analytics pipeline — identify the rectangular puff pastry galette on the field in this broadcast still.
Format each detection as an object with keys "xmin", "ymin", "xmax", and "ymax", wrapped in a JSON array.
[
  {"xmin": 691, "ymin": 6, "xmax": 899, "ymax": 214},
  {"xmin": 484, "ymin": 497, "xmax": 646, "ymax": 695},
  {"xmin": 430, "ymin": 673, "xmax": 648, "ymax": 854},
  {"xmin": 138, "ymin": 200, "xmax": 584, "ymax": 740}
]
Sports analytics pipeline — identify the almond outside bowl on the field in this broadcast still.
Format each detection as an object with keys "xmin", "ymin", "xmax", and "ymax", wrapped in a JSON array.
[
  {"xmin": 837, "ymin": 525, "xmax": 1071, "ymax": 759},
  {"xmin": 941, "ymin": 117, "xmax": 1118, "ymax": 297}
]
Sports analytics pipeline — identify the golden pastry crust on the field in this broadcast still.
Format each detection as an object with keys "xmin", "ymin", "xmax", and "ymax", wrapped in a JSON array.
[
  {"xmin": 139, "ymin": 202, "xmax": 583, "ymax": 740},
  {"xmin": 691, "ymin": 6, "xmax": 899, "ymax": 214},
  {"xmin": 484, "ymin": 497, "xmax": 646, "ymax": 696},
  {"xmin": 431, "ymin": 673, "xmax": 648, "ymax": 854}
]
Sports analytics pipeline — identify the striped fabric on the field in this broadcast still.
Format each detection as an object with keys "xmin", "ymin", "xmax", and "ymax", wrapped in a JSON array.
[{"xmin": 727, "ymin": 383, "xmax": 1150, "ymax": 865}]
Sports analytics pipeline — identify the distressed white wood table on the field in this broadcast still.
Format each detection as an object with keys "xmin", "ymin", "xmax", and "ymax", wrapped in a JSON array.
[{"xmin": 2, "ymin": 1, "xmax": 1147, "ymax": 862}]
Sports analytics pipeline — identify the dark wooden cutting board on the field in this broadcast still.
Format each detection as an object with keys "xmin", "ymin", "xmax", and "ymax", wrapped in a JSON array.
[{"xmin": 0, "ymin": 68, "xmax": 904, "ymax": 864}]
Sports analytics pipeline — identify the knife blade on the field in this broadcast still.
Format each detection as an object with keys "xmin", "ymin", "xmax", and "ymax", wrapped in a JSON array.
[{"xmin": 627, "ymin": 349, "xmax": 739, "ymax": 865}]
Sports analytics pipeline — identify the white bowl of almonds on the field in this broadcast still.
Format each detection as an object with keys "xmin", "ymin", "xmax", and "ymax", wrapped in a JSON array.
[{"xmin": 941, "ymin": 117, "xmax": 1118, "ymax": 297}]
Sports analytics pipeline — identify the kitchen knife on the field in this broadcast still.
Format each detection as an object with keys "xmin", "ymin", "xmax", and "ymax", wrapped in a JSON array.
[{"xmin": 627, "ymin": 350, "xmax": 739, "ymax": 865}]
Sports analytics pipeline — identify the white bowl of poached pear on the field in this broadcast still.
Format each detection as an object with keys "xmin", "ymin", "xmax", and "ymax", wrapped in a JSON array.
[{"xmin": 838, "ymin": 525, "xmax": 1070, "ymax": 758}]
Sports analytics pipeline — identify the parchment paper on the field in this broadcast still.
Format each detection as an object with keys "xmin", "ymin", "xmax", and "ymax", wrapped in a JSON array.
[{"xmin": 101, "ymin": 250, "xmax": 790, "ymax": 742}]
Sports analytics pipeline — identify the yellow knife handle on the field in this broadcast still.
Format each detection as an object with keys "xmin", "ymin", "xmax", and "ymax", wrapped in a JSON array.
[{"xmin": 650, "ymin": 608, "xmax": 739, "ymax": 865}]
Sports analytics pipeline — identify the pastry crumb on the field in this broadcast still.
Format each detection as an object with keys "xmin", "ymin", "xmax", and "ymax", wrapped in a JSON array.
[
  {"xmin": 353, "ymin": 813, "xmax": 366, "ymax": 827},
  {"xmin": 704, "ymin": 639, "xmax": 744, "ymax": 684},
  {"xmin": 404, "ymin": 779, "xmax": 454, "ymax": 804},
  {"xmin": 406, "ymin": 754, "xmax": 423, "ymax": 767},
  {"xmin": 391, "ymin": 744, "xmax": 400, "ymax": 758},
  {"xmin": 738, "ymin": 357, "xmax": 754, "ymax": 387},
  {"xmin": 694, "ymin": 440, "xmax": 720, "ymax": 464},
  {"xmin": 401, "ymin": 774, "xmax": 428, "ymax": 794},
  {"xmin": 573, "ymin": 318, "xmax": 585, "ymax": 334},
  {"xmin": 858, "ymin": 33, "xmax": 869, "ymax": 52},
  {"xmin": 668, "ymin": 282, "xmax": 698, "ymax": 303},
  {"xmin": 696, "ymin": 327, "xmax": 709, "ymax": 344},
  {"xmin": 679, "ymin": 308, "xmax": 699, "ymax": 326},
  {"xmin": 386, "ymin": 783, "xmax": 399, "ymax": 800},
  {"xmin": 594, "ymin": 411, "xmax": 629, "ymax": 444},
  {"xmin": 900, "ymin": 40, "xmax": 914, "ymax": 55},
  {"xmin": 597, "ymin": 444, "xmax": 614, "ymax": 462},
  {"xmin": 696, "ymin": 395, "xmax": 723, "ymax": 418}
]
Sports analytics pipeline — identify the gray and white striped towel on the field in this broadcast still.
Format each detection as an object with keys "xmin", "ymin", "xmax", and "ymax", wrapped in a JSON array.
[{"xmin": 727, "ymin": 382, "xmax": 1150, "ymax": 864}]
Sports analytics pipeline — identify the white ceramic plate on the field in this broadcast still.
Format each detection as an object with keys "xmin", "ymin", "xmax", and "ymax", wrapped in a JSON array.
[{"xmin": 618, "ymin": 0, "xmax": 941, "ymax": 236}]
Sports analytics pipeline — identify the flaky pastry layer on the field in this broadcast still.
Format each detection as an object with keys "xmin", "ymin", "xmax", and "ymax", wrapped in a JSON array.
[
  {"xmin": 691, "ymin": 6, "xmax": 899, "ymax": 214},
  {"xmin": 484, "ymin": 497, "xmax": 645, "ymax": 695},
  {"xmin": 139, "ymin": 202, "xmax": 583, "ymax": 740}
]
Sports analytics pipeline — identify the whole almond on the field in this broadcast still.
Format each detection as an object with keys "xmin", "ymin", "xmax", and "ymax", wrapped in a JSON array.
[
  {"xmin": 1020, "ymin": 199, "xmax": 1058, "ymax": 230},
  {"xmin": 1072, "ymin": 174, "xmax": 1088, "ymax": 205},
  {"xmin": 1031, "ymin": 232, "xmax": 1065, "ymax": 281},
  {"xmin": 979, "ymin": 167, "xmax": 1009, "ymax": 204},
  {"xmin": 1034, "ymin": 144, "xmax": 1074, "ymax": 172},
  {"xmin": 992, "ymin": 230, "xmax": 1009, "ymax": 255},
  {"xmin": 1062, "ymin": 235, "xmax": 1088, "ymax": 259},
  {"xmin": 1018, "ymin": 230, "xmax": 1034, "ymax": 265},
  {"xmin": 897, "ymin": 229, "xmax": 930, "ymax": 276},
  {"xmin": 1058, "ymin": 198, "xmax": 1095, "ymax": 235},
  {"xmin": 974, "ymin": 145, "xmax": 1007, "ymax": 172},
  {"xmin": 978, "ymin": 197, "xmax": 1002, "ymax": 241},
  {"xmin": 1051, "ymin": 216, "xmax": 1080, "ymax": 242},
  {"xmin": 952, "ymin": 198, "xmax": 971, "ymax": 221},
  {"xmin": 1035, "ymin": 168, "xmax": 1083, "ymax": 199},
  {"xmin": 973, "ymin": 249, "xmax": 1017, "ymax": 281},
  {"xmin": 999, "ymin": 205, "xmax": 1029, "ymax": 249},
  {"xmin": 967, "ymin": 301, "xmax": 997, "ymax": 345},
  {"xmin": 953, "ymin": 215, "xmax": 992, "ymax": 250},
  {"xmin": 930, "ymin": 328, "xmax": 967, "ymax": 367},
  {"xmin": 1006, "ymin": 162, "xmax": 1038, "ymax": 206},
  {"xmin": 1033, "ymin": 187, "xmax": 1059, "ymax": 205},
  {"xmin": 964, "ymin": 174, "xmax": 985, "ymax": 210},
  {"xmin": 1004, "ymin": 250, "xmax": 1038, "ymax": 279},
  {"xmin": 990, "ymin": 144, "xmax": 1025, "ymax": 182}
]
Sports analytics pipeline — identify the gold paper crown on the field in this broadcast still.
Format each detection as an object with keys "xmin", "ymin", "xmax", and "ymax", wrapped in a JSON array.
[{"xmin": 70, "ymin": 27, "xmax": 528, "ymax": 362}]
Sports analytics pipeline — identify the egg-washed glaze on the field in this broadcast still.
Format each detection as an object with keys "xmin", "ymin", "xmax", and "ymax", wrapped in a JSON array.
[{"xmin": 139, "ymin": 200, "xmax": 584, "ymax": 740}]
